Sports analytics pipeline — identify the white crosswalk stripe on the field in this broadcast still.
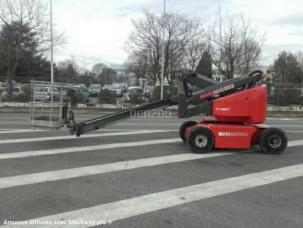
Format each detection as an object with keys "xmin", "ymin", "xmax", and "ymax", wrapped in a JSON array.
[
  {"xmin": 0, "ymin": 139, "xmax": 302, "ymax": 190},
  {"xmin": 0, "ymin": 138, "xmax": 180, "ymax": 160},
  {"xmin": 288, "ymin": 140, "xmax": 303, "ymax": 147},
  {"xmin": 0, "ymin": 129, "xmax": 175, "ymax": 144},
  {"xmin": 2, "ymin": 163, "xmax": 303, "ymax": 227},
  {"xmin": 0, "ymin": 128, "xmax": 168, "ymax": 134},
  {"xmin": 0, "ymin": 152, "xmax": 233, "ymax": 189},
  {"xmin": 0, "ymin": 129, "xmax": 47, "ymax": 134}
]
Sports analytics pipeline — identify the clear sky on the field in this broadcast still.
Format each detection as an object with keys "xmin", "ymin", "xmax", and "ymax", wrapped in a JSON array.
[{"xmin": 52, "ymin": 0, "xmax": 303, "ymax": 69}]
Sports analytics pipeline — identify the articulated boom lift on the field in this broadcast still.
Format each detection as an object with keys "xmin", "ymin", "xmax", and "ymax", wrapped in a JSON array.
[{"xmin": 68, "ymin": 70, "xmax": 287, "ymax": 154}]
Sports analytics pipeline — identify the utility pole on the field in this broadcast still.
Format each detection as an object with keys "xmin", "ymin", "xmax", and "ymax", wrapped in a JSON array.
[
  {"xmin": 49, "ymin": 0, "xmax": 54, "ymax": 121},
  {"xmin": 50, "ymin": 0, "xmax": 54, "ymax": 84},
  {"xmin": 160, "ymin": 0, "xmax": 166, "ymax": 100}
]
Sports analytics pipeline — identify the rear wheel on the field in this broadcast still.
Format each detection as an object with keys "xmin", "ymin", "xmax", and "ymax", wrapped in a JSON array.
[
  {"xmin": 259, "ymin": 128, "xmax": 287, "ymax": 154},
  {"xmin": 179, "ymin": 121, "xmax": 197, "ymax": 142},
  {"xmin": 187, "ymin": 127, "xmax": 214, "ymax": 153}
]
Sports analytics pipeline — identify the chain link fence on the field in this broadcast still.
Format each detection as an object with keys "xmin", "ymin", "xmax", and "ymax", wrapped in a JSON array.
[{"xmin": 267, "ymin": 81, "xmax": 303, "ymax": 106}]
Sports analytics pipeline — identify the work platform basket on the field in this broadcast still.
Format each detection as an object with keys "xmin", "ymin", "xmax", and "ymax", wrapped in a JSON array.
[{"xmin": 29, "ymin": 81, "xmax": 73, "ymax": 129}]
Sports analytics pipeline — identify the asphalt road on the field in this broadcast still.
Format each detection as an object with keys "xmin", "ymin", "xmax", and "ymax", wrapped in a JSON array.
[{"xmin": 0, "ymin": 112, "xmax": 303, "ymax": 228}]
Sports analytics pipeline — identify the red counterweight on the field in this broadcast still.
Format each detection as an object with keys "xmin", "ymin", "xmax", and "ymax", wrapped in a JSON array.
[{"xmin": 212, "ymin": 85, "xmax": 267, "ymax": 124}]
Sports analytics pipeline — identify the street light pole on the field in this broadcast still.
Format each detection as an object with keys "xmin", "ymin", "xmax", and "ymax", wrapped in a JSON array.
[
  {"xmin": 49, "ymin": 0, "xmax": 54, "ymax": 121},
  {"xmin": 160, "ymin": 0, "xmax": 166, "ymax": 100},
  {"xmin": 50, "ymin": 0, "xmax": 54, "ymax": 84}
]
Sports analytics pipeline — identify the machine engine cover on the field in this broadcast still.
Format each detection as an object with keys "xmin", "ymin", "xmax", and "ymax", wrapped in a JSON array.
[{"xmin": 212, "ymin": 85, "xmax": 267, "ymax": 124}]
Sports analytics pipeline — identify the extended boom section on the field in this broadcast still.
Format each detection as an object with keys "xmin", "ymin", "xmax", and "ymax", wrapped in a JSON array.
[{"xmin": 69, "ymin": 98, "xmax": 177, "ymax": 137}]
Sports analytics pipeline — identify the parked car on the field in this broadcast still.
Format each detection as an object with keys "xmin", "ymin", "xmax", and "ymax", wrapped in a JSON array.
[
  {"xmin": 0, "ymin": 86, "xmax": 25, "ymax": 101},
  {"xmin": 128, "ymin": 86, "xmax": 144, "ymax": 95},
  {"xmin": 0, "ymin": 82, "xmax": 6, "ymax": 89},
  {"xmin": 77, "ymin": 84, "xmax": 87, "ymax": 87},
  {"xmin": 124, "ymin": 86, "xmax": 145, "ymax": 102},
  {"xmin": 108, "ymin": 84, "xmax": 123, "ymax": 97},
  {"xmin": 102, "ymin": 84, "xmax": 112, "ymax": 91},
  {"xmin": 113, "ymin": 83, "xmax": 128, "ymax": 93},
  {"xmin": 12, "ymin": 87, "xmax": 24, "ymax": 97},
  {"xmin": 89, "ymin": 84, "xmax": 102, "ymax": 97},
  {"xmin": 0, "ymin": 90, "xmax": 7, "ymax": 101},
  {"xmin": 74, "ymin": 85, "xmax": 89, "ymax": 103},
  {"xmin": 34, "ymin": 87, "xmax": 61, "ymax": 101},
  {"xmin": 143, "ymin": 85, "xmax": 154, "ymax": 97}
]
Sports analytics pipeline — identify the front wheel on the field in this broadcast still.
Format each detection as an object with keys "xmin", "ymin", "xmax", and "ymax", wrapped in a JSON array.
[
  {"xmin": 187, "ymin": 127, "xmax": 214, "ymax": 154},
  {"xmin": 179, "ymin": 121, "xmax": 197, "ymax": 142},
  {"xmin": 259, "ymin": 128, "xmax": 287, "ymax": 154}
]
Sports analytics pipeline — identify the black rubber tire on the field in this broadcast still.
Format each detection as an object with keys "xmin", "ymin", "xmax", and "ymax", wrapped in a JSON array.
[
  {"xmin": 259, "ymin": 128, "xmax": 288, "ymax": 154},
  {"xmin": 187, "ymin": 127, "xmax": 215, "ymax": 154},
  {"xmin": 179, "ymin": 121, "xmax": 197, "ymax": 142}
]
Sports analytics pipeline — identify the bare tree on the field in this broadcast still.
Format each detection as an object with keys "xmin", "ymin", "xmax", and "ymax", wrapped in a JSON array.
[
  {"xmin": 208, "ymin": 12, "xmax": 264, "ymax": 79},
  {"xmin": 0, "ymin": 0, "xmax": 64, "ymax": 98},
  {"xmin": 183, "ymin": 39, "xmax": 206, "ymax": 72},
  {"xmin": 297, "ymin": 52, "xmax": 303, "ymax": 70},
  {"xmin": 240, "ymin": 37, "xmax": 261, "ymax": 74},
  {"xmin": 125, "ymin": 11, "xmax": 161, "ymax": 82},
  {"xmin": 125, "ymin": 10, "xmax": 205, "ymax": 85},
  {"xmin": 0, "ymin": 0, "xmax": 55, "ymax": 51},
  {"xmin": 163, "ymin": 12, "xmax": 204, "ymax": 83},
  {"xmin": 125, "ymin": 52, "xmax": 149, "ymax": 83}
]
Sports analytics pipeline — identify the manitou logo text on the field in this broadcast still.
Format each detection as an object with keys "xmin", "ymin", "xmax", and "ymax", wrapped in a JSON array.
[
  {"xmin": 215, "ymin": 107, "xmax": 230, "ymax": 112},
  {"xmin": 200, "ymin": 84, "xmax": 235, "ymax": 99},
  {"xmin": 218, "ymin": 132, "xmax": 249, "ymax": 137}
]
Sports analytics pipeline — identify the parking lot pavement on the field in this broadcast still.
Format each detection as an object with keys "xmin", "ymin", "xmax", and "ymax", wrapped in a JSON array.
[{"xmin": 0, "ymin": 112, "xmax": 303, "ymax": 227}]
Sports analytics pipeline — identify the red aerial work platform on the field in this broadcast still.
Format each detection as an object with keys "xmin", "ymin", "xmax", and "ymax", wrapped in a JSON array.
[{"xmin": 62, "ymin": 70, "xmax": 287, "ymax": 154}]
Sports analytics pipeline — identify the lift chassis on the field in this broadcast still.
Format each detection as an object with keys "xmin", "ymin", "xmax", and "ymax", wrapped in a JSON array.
[{"xmin": 68, "ymin": 70, "xmax": 287, "ymax": 154}]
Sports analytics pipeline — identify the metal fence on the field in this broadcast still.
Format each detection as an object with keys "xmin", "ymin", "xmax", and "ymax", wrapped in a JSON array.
[{"xmin": 266, "ymin": 82, "xmax": 303, "ymax": 106}]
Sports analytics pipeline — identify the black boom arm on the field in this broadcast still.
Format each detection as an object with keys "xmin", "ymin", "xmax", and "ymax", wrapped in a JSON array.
[{"xmin": 69, "ymin": 98, "xmax": 177, "ymax": 137}]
